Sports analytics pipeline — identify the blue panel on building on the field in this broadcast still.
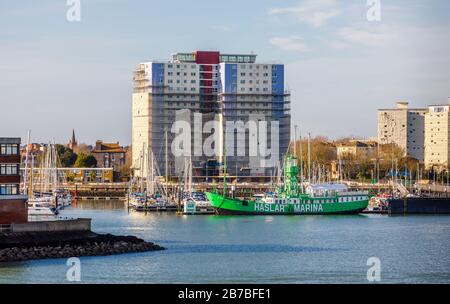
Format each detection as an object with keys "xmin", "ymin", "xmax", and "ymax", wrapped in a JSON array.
[
  {"xmin": 271, "ymin": 64, "xmax": 284, "ymax": 94},
  {"xmin": 152, "ymin": 63, "xmax": 165, "ymax": 93},
  {"xmin": 223, "ymin": 64, "xmax": 237, "ymax": 94},
  {"xmin": 271, "ymin": 64, "xmax": 285, "ymax": 119}
]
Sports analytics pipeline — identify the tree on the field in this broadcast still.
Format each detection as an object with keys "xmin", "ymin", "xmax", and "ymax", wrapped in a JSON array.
[
  {"xmin": 74, "ymin": 153, "xmax": 97, "ymax": 168},
  {"xmin": 292, "ymin": 136, "xmax": 337, "ymax": 178},
  {"xmin": 55, "ymin": 144, "xmax": 77, "ymax": 167}
]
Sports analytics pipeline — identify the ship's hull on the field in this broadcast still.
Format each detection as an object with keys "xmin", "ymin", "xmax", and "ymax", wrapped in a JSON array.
[{"xmin": 205, "ymin": 193, "xmax": 368, "ymax": 215}]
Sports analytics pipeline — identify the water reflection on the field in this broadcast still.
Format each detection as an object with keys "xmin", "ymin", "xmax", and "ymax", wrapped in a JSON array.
[{"xmin": 73, "ymin": 199, "xmax": 127, "ymax": 210}]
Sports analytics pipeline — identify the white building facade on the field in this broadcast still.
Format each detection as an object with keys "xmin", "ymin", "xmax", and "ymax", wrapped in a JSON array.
[
  {"xmin": 424, "ymin": 104, "xmax": 450, "ymax": 170},
  {"xmin": 132, "ymin": 51, "xmax": 291, "ymax": 178},
  {"xmin": 378, "ymin": 102, "xmax": 426, "ymax": 162}
]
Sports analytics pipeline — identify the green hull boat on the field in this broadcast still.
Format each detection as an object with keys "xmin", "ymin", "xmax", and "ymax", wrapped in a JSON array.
[
  {"xmin": 205, "ymin": 192, "xmax": 369, "ymax": 215},
  {"xmin": 206, "ymin": 154, "xmax": 369, "ymax": 215}
]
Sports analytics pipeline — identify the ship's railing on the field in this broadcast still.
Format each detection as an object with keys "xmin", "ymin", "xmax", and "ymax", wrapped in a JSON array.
[
  {"xmin": 309, "ymin": 190, "xmax": 369, "ymax": 198},
  {"xmin": 339, "ymin": 191, "xmax": 369, "ymax": 196}
]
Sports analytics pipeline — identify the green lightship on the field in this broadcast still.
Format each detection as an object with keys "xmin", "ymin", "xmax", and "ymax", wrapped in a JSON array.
[{"xmin": 206, "ymin": 155, "xmax": 369, "ymax": 215}]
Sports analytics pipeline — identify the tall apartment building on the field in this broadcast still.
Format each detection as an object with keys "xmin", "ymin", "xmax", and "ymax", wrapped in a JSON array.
[
  {"xmin": 378, "ymin": 102, "xmax": 427, "ymax": 162},
  {"xmin": 0, "ymin": 137, "xmax": 28, "ymax": 224},
  {"xmin": 424, "ymin": 102, "xmax": 450, "ymax": 170},
  {"xmin": 132, "ymin": 51, "xmax": 291, "ymax": 178}
]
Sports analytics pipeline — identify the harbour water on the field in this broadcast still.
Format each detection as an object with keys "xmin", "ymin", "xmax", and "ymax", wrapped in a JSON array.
[{"xmin": 1, "ymin": 200, "xmax": 449, "ymax": 284}]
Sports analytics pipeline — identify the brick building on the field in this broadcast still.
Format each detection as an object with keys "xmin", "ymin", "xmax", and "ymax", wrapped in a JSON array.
[
  {"xmin": 0, "ymin": 137, "xmax": 28, "ymax": 225},
  {"xmin": 92, "ymin": 140, "xmax": 126, "ymax": 170}
]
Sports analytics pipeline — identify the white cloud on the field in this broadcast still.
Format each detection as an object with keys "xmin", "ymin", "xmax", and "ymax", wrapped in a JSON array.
[
  {"xmin": 269, "ymin": 36, "xmax": 308, "ymax": 52},
  {"xmin": 268, "ymin": 0, "xmax": 341, "ymax": 27},
  {"xmin": 337, "ymin": 26, "xmax": 394, "ymax": 47}
]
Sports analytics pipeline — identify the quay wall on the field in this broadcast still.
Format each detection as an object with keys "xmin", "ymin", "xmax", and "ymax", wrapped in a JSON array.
[
  {"xmin": 11, "ymin": 218, "xmax": 91, "ymax": 233},
  {"xmin": 389, "ymin": 198, "xmax": 450, "ymax": 214}
]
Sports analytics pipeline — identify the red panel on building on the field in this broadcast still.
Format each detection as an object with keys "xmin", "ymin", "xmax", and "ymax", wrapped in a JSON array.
[
  {"xmin": 202, "ymin": 80, "xmax": 213, "ymax": 86},
  {"xmin": 0, "ymin": 176, "xmax": 20, "ymax": 183},
  {"xmin": 201, "ymin": 65, "xmax": 213, "ymax": 72},
  {"xmin": 195, "ymin": 51, "xmax": 220, "ymax": 64},
  {"xmin": 0, "ymin": 155, "xmax": 20, "ymax": 163}
]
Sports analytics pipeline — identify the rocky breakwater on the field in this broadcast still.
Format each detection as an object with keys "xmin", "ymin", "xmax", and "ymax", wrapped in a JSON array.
[{"xmin": 0, "ymin": 231, "xmax": 165, "ymax": 262}]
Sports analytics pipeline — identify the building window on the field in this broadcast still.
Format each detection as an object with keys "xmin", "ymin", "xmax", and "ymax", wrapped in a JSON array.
[
  {"xmin": 0, "ymin": 184, "xmax": 18, "ymax": 195},
  {"xmin": 0, "ymin": 144, "xmax": 18, "ymax": 155},
  {"xmin": 0, "ymin": 164, "xmax": 19, "ymax": 175}
]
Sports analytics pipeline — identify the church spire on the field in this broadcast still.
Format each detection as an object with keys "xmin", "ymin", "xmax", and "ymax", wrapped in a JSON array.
[
  {"xmin": 69, "ymin": 129, "xmax": 77, "ymax": 151},
  {"xmin": 71, "ymin": 129, "xmax": 76, "ymax": 145}
]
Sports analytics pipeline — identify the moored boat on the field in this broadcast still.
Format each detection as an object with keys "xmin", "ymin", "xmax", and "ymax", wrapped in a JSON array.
[
  {"xmin": 183, "ymin": 192, "xmax": 215, "ymax": 215},
  {"xmin": 206, "ymin": 155, "xmax": 369, "ymax": 215},
  {"xmin": 28, "ymin": 197, "xmax": 58, "ymax": 216}
]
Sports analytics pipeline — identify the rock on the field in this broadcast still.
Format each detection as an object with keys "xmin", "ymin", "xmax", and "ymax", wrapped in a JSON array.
[{"xmin": 0, "ymin": 231, "xmax": 165, "ymax": 262}]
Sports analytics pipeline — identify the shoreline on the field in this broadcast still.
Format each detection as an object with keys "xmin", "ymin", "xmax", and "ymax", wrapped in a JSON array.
[{"xmin": 0, "ymin": 231, "xmax": 164, "ymax": 262}]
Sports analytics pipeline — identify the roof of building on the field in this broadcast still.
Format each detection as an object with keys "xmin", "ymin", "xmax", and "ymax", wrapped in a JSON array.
[
  {"xmin": 0, "ymin": 138, "xmax": 21, "ymax": 144},
  {"xmin": 92, "ymin": 142, "xmax": 126, "ymax": 153},
  {"xmin": 337, "ymin": 140, "xmax": 377, "ymax": 148},
  {"xmin": 171, "ymin": 51, "xmax": 258, "ymax": 64},
  {"xmin": 378, "ymin": 108, "xmax": 427, "ymax": 111}
]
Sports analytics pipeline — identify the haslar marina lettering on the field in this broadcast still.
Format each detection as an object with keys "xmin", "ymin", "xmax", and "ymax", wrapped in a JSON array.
[
  {"xmin": 254, "ymin": 203, "xmax": 287, "ymax": 213},
  {"xmin": 253, "ymin": 203, "xmax": 324, "ymax": 213},
  {"xmin": 293, "ymin": 204, "xmax": 323, "ymax": 213}
]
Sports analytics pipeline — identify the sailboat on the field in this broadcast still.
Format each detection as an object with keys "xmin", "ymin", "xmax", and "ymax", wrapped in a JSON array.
[
  {"xmin": 24, "ymin": 139, "xmax": 59, "ymax": 216},
  {"xmin": 182, "ymin": 156, "xmax": 214, "ymax": 215},
  {"xmin": 129, "ymin": 145, "xmax": 155, "ymax": 211},
  {"xmin": 130, "ymin": 142, "xmax": 175, "ymax": 212}
]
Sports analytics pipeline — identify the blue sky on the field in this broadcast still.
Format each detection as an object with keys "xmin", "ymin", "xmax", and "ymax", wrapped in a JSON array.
[{"xmin": 1, "ymin": 0, "xmax": 449, "ymax": 145}]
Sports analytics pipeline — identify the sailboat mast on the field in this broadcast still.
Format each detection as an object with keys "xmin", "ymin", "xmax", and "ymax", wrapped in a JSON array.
[
  {"xmin": 151, "ymin": 150, "xmax": 155, "ymax": 194},
  {"xmin": 165, "ymin": 130, "xmax": 168, "ymax": 197},
  {"xmin": 23, "ymin": 130, "xmax": 31, "ymax": 195},
  {"xmin": 189, "ymin": 155, "xmax": 192, "ymax": 195},
  {"xmin": 308, "ymin": 133, "xmax": 311, "ymax": 184},
  {"xmin": 30, "ymin": 154, "xmax": 35, "ymax": 198},
  {"xmin": 146, "ymin": 146, "xmax": 150, "ymax": 194},
  {"xmin": 223, "ymin": 127, "xmax": 227, "ymax": 195}
]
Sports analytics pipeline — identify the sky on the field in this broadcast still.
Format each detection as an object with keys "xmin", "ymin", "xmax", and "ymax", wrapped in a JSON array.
[{"xmin": 1, "ymin": 0, "xmax": 449, "ymax": 145}]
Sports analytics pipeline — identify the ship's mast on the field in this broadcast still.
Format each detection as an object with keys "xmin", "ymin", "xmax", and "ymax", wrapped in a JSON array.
[
  {"xmin": 299, "ymin": 132, "xmax": 304, "ymax": 193},
  {"xmin": 283, "ymin": 154, "xmax": 299, "ymax": 198}
]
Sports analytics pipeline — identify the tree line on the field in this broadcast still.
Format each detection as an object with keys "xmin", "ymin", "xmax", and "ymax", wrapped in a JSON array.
[{"xmin": 55, "ymin": 144, "xmax": 97, "ymax": 168}]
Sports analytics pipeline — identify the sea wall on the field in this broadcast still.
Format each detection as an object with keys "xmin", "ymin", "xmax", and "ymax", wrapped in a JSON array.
[
  {"xmin": 0, "ymin": 231, "xmax": 164, "ymax": 262},
  {"xmin": 389, "ymin": 198, "xmax": 450, "ymax": 214},
  {"xmin": 11, "ymin": 218, "xmax": 91, "ymax": 233}
]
